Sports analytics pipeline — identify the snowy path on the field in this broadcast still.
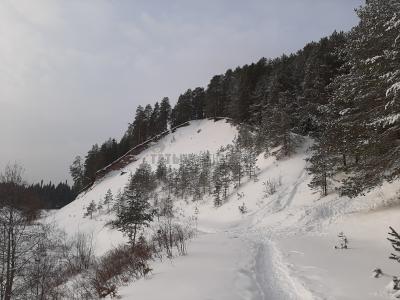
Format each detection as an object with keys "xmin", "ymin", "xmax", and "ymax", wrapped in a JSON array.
[
  {"xmin": 119, "ymin": 230, "xmax": 313, "ymax": 300},
  {"xmin": 118, "ymin": 232, "xmax": 252, "ymax": 300}
]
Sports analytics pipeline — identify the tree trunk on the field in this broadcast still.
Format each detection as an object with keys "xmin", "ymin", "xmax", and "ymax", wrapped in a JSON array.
[{"xmin": 132, "ymin": 224, "xmax": 138, "ymax": 248}]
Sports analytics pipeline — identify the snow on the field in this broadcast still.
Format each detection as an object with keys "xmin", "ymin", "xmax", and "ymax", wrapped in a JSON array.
[
  {"xmin": 47, "ymin": 119, "xmax": 238, "ymax": 256},
  {"xmin": 50, "ymin": 119, "xmax": 400, "ymax": 299},
  {"xmin": 387, "ymin": 82, "xmax": 400, "ymax": 97}
]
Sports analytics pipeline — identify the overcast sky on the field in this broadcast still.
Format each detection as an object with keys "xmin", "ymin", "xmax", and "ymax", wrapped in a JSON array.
[{"xmin": 0, "ymin": 0, "xmax": 363, "ymax": 184}]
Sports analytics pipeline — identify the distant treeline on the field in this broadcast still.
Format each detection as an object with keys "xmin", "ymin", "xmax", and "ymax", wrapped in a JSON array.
[{"xmin": 0, "ymin": 180, "xmax": 75, "ymax": 210}]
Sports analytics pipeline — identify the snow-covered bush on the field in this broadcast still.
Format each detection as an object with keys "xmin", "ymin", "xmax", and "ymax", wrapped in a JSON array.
[
  {"xmin": 153, "ymin": 220, "xmax": 194, "ymax": 258},
  {"xmin": 238, "ymin": 202, "xmax": 248, "ymax": 214},
  {"xmin": 263, "ymin": 176, "xmax": 282, "ymax": 197},
  {"xmin": 63, "ymin": 232, "xmax": 95, "ymax": 275},
  {"xmin": 334, "ymin": 232, "xmax": 348, "ymax": 249},
  {"xmin": 90, "ymin": 237, "xmax": 153, "ymax": 298}
]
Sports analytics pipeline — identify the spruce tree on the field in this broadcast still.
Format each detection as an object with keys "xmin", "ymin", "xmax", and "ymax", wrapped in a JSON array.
[
  {"xmin": 326, "ymin": 0, "xmax": 400, "ymax": 196},
  {"xmin": 112, "ymin": 166, "xmax": 155, "ymax": 247},
  {"xmin": 104, "ymin": 189, "xmax": 113, "ymax": 211},
  {"xmin": 84, "ymin": 200, "xmax": 97, "ymax": 219},
  {"xmin": 159, "ymin": 97, "xmax": 171, "ymax": 132},
  {"xmin": 69, "ymin": 156, "xmax": 84, "ymax": 192},
  {"xmin": 156, "ymin": 156, "xmax": 168, "ymax": 182},
  {"xmin": 307, "ymin": 125, "xmax": 337, "ymax": 197}
]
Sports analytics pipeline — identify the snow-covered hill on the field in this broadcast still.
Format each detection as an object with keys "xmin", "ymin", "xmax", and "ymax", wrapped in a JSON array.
[
  {"xmin": 49, "ymin": 119, "xmax": 238, "ymax": 255},
  {"xmin": 50, "ymin": 119, "xmax": 400, "ymax": 300}
]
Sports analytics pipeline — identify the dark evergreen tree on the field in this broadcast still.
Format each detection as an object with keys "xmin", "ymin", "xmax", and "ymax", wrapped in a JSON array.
[
  {"xmin": 148, "ymin": 102, "xmax": 160, "ymax": 137},
  {"xmin": 171, "ymin": 90, "xmax": 194, "ymax": 127},
  {"xmin": 205, "ymin": 75, "xmax": 225, "ymax": 119},
  {"xmin": 104, "ymin": 189, "xmax": 113, "ymax": 211},
  {"xmin": 306, "ymin": 134, "xmax": 336, "ymax": 196},
  {"xmin": 214, "ymin": 149, "xmax": 232, "ymax": 200},
  {"xmin": 198, "ymin": 151, "xmax": 212, "ymax": 195},
  {"xmin": 70, "ymin": 156, "xmax": 84, "ymax": 191},
  {"xmin": 83, "ymin": 144, "xmax": 101, "ymax": 184},
  {"xmin": 156, "ymin": 156, "xmax": 168, "ymax": 182},
  {"xmin": 84, "ymin": 200, "xmax": 97, "ymax": 219},
  {"xmin": 320, "ymin": 0, "xmax": 400, "ymax": 196},
  {"xmin": 191, "ymin": 87, "xmax": 206, "ymax": 120},
  {"xmin": 111, "ymin": 181, "xmax": 153, "ymax": 247},
  {"xmin": 159, "ymin": 97, "xmax": 171, "ymax": 132}
]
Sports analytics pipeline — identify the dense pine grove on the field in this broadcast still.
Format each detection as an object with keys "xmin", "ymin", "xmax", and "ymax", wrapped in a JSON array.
[
  {"xmin": 0, "ymin": 179, "xmax": 75, "ymax": 210},
  {"xmin": 71, "ymin": 0, "xmax": 400, "ymax": 199}
]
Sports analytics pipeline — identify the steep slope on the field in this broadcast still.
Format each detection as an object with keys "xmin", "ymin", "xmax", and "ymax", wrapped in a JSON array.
[
  {"xmin": 48, "ymin": 119, "xmax": 238, "ymax": 255},
  {"xmin": 50, "ymin": 120, "xmax": 400, "ymax": 299},
  {"xmin": 117, "ymin": 137, "xmax": 400, "ymax": 300}
]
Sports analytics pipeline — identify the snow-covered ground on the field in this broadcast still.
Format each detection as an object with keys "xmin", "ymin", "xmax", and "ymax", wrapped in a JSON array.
[{"xmin": 50, "ymin": 119, "xmax": 400, "ymax": 299}]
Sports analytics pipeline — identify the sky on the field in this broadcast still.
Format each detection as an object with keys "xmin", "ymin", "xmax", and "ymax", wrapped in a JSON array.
[{"xmin": 0, "ymin": 0, "xmax": 364, "ymax": 184}]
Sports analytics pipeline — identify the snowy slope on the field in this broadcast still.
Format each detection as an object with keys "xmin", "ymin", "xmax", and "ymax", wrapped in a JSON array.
[
  {"xmin": 117, "ymin": 137, "xmax": 400, "ymax": 300},
  {"xmin": 48, "ymin": 119, "xmax": 238, "ymax": 255},
  {"xmin": 50, "ymin": 120, "xmax": 400, "ymax": 299}
]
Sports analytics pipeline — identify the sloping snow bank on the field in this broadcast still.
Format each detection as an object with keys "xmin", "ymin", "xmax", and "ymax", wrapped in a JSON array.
[
  {"xmin": 50, "ymin": 122, "xmax": 400, "ymax": 299},
  {"xmin": 47, "ymin": 119, "xmax": 238, "ymax": 256}
]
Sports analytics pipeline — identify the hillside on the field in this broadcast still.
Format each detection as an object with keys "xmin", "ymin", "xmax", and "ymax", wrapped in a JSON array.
[
  {"xmin": 50, "ymin": 118, "xmax": 400, "ymax": 300},
  {"xmin": 49, "ymin": 119, "xmax": 238, "ymax": 255}
]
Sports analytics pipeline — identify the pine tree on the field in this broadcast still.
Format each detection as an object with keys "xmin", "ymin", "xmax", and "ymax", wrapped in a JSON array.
[
  {"xmin": 159, "ymin": 97, "xmax": 171, "ymax": 132},
  {"xmin": 191, "ymin": 87, "xmax": 206, "ymax": 120},
  {"xmin": 326, "ymin": 0, "xmax": 400, "ymax": 196},
  {"xmin": 205, "ymin": 75, "xmax": 225, "ymax": 119},
  {"xmin": 83, "ymin": 144, "xmax": 101, "ymax": 184},
  {"xmin": 235, "ymin": 127, "xmax": 258, "ymax": 179},
  {"xmin": 104, "ymin": 189, "xmax": 113, "ymax": 211},
  {"xmin": 149, "ymin": 102, "xmax": 160, "ymax": 137},
  {"xmin": 198, "ymin": 151, "xmax": 212, "ymax": 195},
  {"xmin": 112, "ymin": 185, "xmax": 153, "ymax": 247},
  {"xmin": 261, "ymin": 91, "xmax": 296, "ymax": 157},
  {"xmin": 214, "ymin": 149, "xmax": 232, "ymax": 200},
  {"xmin": 213, "ymin": 180, "xmax": 222, "ymax": 207},
  {"xmin": 171, "ymin": 90, "xmax": 194, "ymax": 127},
  {"xmin": 156, "ymin": 156, "xmax": 168, "ymax": 182},
  {"xmin": 69, "ymin": 156, "xmax": 84, "ymax": 191},
  {"xmin": 84, "ymin": 200, "xmax": 97, "ymax": 219},
  {"xmin": 129, "ymin": 105, "xmax": 147, "ymax": 146},
  {"xmin": 306, "ymin": 134, "xmax": 336, "ymax": 196},
  {"xmin": 133, "ymin": 160, "xmax": 156, "ymax": 195},
  {"xmin": 227, "ymin": 141, "xmax": 244, "ymax": 187}
]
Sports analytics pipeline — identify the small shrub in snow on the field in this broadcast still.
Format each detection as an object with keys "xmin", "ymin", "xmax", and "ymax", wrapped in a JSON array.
[
  {"xmin": 385, "ymin": 277, "xmax": 400, "ymax": 298},
  {"xmin": 334, "ymin": 232, "xmax": 348, "ymax": 249},
  {"xmin": 238, "ymin": 202, "xmax": 248, "ymax": 214},
  {"xmin": 373, "ymin": 268, "xmax": 383, "ymax": 278},
  {"xmin": 263, "ymin": 176, "xmax": 282, "ymax": 197},
  {"xmin": 375, "ymin": 227, "xmax": 400, "ymax": 297},
  {"xmin": 90, "ymin": 237, "xmax": 153, "ymax": 298},
  {"xmin": 153, "ymin": 220, "xmax": 194, "ymax": 258},
  {"xmin": 236, "ymin": 192, "xmax": 245, "ymax": 201},
  {"xmin": 64, "ymin": 232, "xmax": 95, "ymax": 274},
  {"xmin": 388, "ymin": 226, "xmax": 400, "ymax": 262}
]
